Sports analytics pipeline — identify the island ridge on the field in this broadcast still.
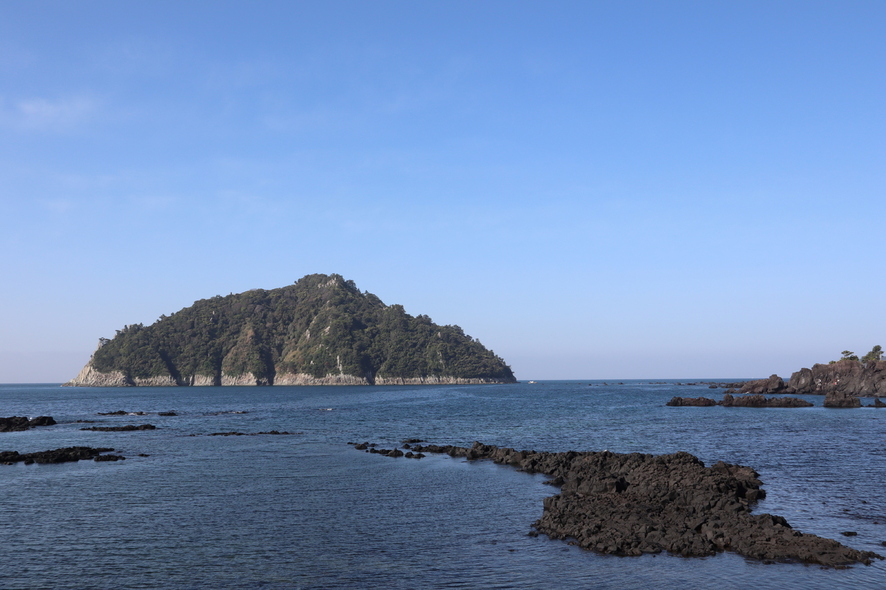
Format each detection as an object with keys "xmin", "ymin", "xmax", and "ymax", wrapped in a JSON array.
[{"xmin": 66, "ymin": 274, "xmax": 516, "ymax": 387}]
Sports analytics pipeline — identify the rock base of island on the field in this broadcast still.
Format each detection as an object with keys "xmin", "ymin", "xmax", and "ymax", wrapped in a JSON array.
[{"xmin": 64, "ymin": 364, "xmax": 512, "ymax": 387}]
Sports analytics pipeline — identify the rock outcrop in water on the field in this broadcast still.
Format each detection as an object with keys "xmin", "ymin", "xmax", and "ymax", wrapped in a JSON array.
[
  {"xmin": 744, "ymin": 360, "xmax": 886, "ymax": 397},
  {"xmin": 788, "ymin": 359, "xmax": 886, "ymax": 398},
  {"xmin": 667, "ymin": 395, "xmax": 813, "ymax": 408},
  {"xmin": 374, "ymin": 441, "xmax": 882, "ymax": 567},
  {"xmin": 80, "ymin": 424, "xmax": 157, "ymax": 431},
  {"xmin": 738, "ymin": 374, "xmax": 787, "ymax": 394},
  {"xmin": 734, "ymin": 359, "xmax": 886, "ymax": 406},
  {"xmin": 65, "ymin": 274, "xmax": 515, "ymax": 387},
  {"xmin": 0, "ymin": 416, "xmax": 57, "ymax": 432},
  {"xmin": 0, "ymin": 447, "xmax": 119, "ymax": 464}
]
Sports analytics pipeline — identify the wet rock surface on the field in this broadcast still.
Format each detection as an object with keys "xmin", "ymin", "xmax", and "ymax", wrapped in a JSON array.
[
  {"xmin": 0, "ymin": 416, "xmax": 57, "ymax": 432},
  {"xmin": 739, "ymin": 374, "xmax": 787, "ymax": 394},
  {"xmin": 207, "ymin": 430, "xmax": 300, "ymax": 436},
  {"xmin": 666, "ymin": 397, "xmax": 718, "ymax": 407},
  {"xmin": 1, "ymin": 446, "xmax": 119, "ymax": 464},
  {"xmin": 366, "ymin": 441, "xmax": 883, "ymax": 568},
  {"xmin": 349, "ymin": 442, "xmax": 425, "ymax": 458},
  {"xmin": 667, "ymin": 395, "xmax": 814, "ymax": 408},
  {"xmin": 80, "ymin": 424, "xmax": 157, "ymax": 431},
  {"xmin": 720, "ymin": 394, "xmax": 813, "ymax": 408},
  {"xmin": 824, "ymin": 390, "xmax": 863, "ymax": 408}
]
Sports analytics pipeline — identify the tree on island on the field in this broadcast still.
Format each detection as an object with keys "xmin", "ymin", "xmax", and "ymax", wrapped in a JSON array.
[
  {"xmin": 840, "ymin": 350, "xmax": 859, "ymax": 361},
  {"xmin": 862, "ymin": 345, "xmax": 883, "ymax": 363},
  {"xmin": 831, "ymin": 346, "xmax": 881, "ymax": 364}
]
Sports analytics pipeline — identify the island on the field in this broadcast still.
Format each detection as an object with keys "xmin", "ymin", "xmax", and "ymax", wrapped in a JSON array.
[{"xmin": 65, "ymin": 274, "xmax": 516, "ymax": 387}]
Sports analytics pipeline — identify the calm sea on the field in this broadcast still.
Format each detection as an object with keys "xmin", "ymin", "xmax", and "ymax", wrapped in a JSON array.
[{"xmin": 1, "ymin": 381, "xmax": 884, "ymax": 589}]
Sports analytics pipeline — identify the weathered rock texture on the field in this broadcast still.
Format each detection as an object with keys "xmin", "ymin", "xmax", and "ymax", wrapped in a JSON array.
[
  {"xmin": 0, "ymin": 446, "xmax": 118, "ymax": 464},
  {"xmin": 734, "ymin": 360, "xmax": 886, "ymax": 406},
  {"xmin": 738, "ymin": 374, "xmax": 787, "ymax": 394},
  {"xmin": 0, "ymin": 416, "xmax": 57, "ymax": 432},
  {"xmin": 66, "ymin": 274, "xmax": 515, "ymax": 387},
  {"xmin": 787, "ymin": 359, "xmax": 886, "ymax": 397},
  {"xmin": 80, "ymin": 424, "xmax": 157, "ymax": 432},
  {"xmin": 397, "ymin": 442, "xmax": 882, "ymax": 567},
  {"xmin": 666, "ymin": 395, "xmax": 813, "ymax": 408},
  {"xmin": 665, "ymin": 396, "xmax": 718, "ymax": 407}
]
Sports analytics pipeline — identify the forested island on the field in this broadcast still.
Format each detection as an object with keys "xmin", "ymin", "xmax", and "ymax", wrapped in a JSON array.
[{"xmin": 65, "ymin": 274, "xmax": 516, "ymax": 387}]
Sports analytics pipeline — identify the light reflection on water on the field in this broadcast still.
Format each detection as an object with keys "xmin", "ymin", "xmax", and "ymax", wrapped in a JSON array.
[{"xmin": 0, "ymin": 381, "xmax": 884, "ymax": 589}]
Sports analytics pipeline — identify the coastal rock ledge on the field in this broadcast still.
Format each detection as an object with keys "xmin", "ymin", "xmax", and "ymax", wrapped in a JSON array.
[{"xmin": 395, "ymin": 442, "xmax": 882, "ymax": 567}]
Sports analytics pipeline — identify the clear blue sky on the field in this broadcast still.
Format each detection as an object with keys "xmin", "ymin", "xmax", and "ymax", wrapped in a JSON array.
[{"xmin": 2, "ymin": 1, "xmax": 884, "ymax": 382}]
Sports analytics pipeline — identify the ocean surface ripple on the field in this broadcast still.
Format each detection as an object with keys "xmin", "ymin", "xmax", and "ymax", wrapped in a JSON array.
[{"xmin": 1, "ymin": 381, "xmax": 884, "ymax": 589}]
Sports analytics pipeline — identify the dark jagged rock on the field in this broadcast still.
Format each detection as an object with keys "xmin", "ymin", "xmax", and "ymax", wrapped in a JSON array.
[
  {"xmin": 207, "ymin": 430, "xmax": 299, "ymax": 436},
  {"xmin": 348, "ymin": 441, "xmax": 423, "ymax": 458},
  {"xmin": 98, "ymin": 411, "xmax": 146, "ymax": 416},
  {"xmin": 720, "ymin": 394, "xmax": 813, "ymax": 408},
  {"xmin": 667, "ymin": 395, "xmax": 813, "ymax": 408},
  {"xmin": 824, "ymin": 391, "xmax": 862, "ymax": 408},
  {"xmin": 788, "ymin": 359, "xmax": 886, "ymax": 397},
  {"xmin": 870, "ymin": 398, "xmax": 886, "ymax": 408},
  {"xmin": 158, "ymin": 411, "xmax": 177, "ymax": 416},
  {"xmin": 1, "ymin": 446, "xmax": 117, "ymax": 464},
  {"xmin": 739, "ymin": 374, "xmax": 786, "ymax": 394},
  {"xmin": 93, "ymin": 454, "xmax": 126, "ymax": 462},
  {"xmin": 0, "ymin": 416, "xmax": 57, "ymax": 432},
  {"xmin": 80, "ymin": 424, "xmax": 157, "ymax": 431},
  {"xmin": 666, "ymin": 397, "xmax": 718, "ymax": 407},
  {"xmin": 385, "ymin": 441, "xmax": 883, "ymax": 568}
]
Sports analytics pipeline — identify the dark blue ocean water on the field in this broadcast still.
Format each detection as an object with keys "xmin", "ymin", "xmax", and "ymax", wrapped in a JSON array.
[{"xmin": 1, "ymin": 381, "xmax": 884, "ymax": 590}]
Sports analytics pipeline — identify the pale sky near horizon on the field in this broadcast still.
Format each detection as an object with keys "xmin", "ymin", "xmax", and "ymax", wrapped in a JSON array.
[{"xmin": 2, "ymin": 1, "xmax": 884, "ymax": 382}]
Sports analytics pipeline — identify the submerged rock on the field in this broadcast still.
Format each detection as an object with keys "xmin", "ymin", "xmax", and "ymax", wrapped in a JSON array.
[
  {"xmin": 383, "ymin": 441, "xmax": 883, "ymax": 568},
  {"xmin": 80, "ymin": 424, "xmax": 157, "ymax": 431}
]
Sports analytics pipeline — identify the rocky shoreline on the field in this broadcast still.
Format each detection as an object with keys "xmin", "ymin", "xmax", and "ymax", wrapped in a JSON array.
[
  {"xmin": 730, "ymin": 359, "xmax": 886, "ymax": 407},
  {"xmin": 354, "ymin": 440, "xmax": 883, "ymax": 568},
  {"xmin": 64, "ymin": 364, "xmax": 511, "ymax": 387}
]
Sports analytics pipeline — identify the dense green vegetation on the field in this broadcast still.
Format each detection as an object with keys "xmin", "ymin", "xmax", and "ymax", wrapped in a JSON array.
[{"xmin": 90, "ymin": 274, "xmax": 516, "ymax": 384}]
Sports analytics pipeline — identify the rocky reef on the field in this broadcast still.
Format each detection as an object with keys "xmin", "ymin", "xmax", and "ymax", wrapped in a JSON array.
[
  {"xmin": 0, "ymin": 416, "xmax": 57, "ymax": 432},
  {"xmin": 365, "ymin": 441, "xmax": 883, "ymax": 567},
  {"xmin": 667, "ymin": 394, "xmax": 814, "ymax": 408},
  {"xmin": 80, "ymin": 424, "xmax": 157, "ymax": 432},
  {"xmin": 0, "ymin": 446, "xmax": 121, "ymax": 464}
]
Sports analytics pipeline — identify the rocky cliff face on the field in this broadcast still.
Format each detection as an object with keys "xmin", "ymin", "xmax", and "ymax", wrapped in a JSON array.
[
  {"xmin": 787, "ymin": 359, "xmax": 886, "ymax": 397},
  {"xmin": 735, "ymin": 359, "xmax": 886, "ymax": 404},
  {"xmin": 65, "ymin": 274, "xmax": 516, "ymax": 387}
]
